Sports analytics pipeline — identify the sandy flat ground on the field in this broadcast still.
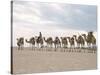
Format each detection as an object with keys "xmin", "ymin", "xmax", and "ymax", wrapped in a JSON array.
[{"xmin": 12, "ymin": 47, "xmax": 97, "ymax": 74}]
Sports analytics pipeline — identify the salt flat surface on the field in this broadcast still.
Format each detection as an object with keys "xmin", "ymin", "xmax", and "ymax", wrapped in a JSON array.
[{"xmin": 12, "ymin": 47, "xmax": 97, "ymax": 74}]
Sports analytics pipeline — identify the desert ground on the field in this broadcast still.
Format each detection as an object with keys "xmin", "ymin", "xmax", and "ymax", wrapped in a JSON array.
[{"xmin": 12, "ymin": 47, "xmax": 97, "ymax": 74}]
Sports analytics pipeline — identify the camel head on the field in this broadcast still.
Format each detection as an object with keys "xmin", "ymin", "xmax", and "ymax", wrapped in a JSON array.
[{"xmin": 88, "ymin": 31, "xmax": 93, "ymax": 35}]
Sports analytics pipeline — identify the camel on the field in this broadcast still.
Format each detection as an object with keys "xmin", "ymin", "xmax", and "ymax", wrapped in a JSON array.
[
  {"xmin": 35, "ymin": 32, "xmax": 44, "ymax": 48},
  {"xmin": 88, "ymin": 32, "xmax": 96, "ymax": 48},
  {"xmin": 67, "ymin": 37, "xmax": 75, "ymax": 52},
  {"xmin": 53, "ymin": 37, "xmax": 61, "ymax": 49},
  {"xmin": 16, "ymin": 37, "xmax": 24, "ymax": 50},
  {"xmin": 67, "ymin": 37, "xmax": 75, "ymax": 48},
  {"xmin": 73, "ymin": 35, "xmax": 85, "ymax": 48},
  {"xmin": 25, "ymin": 37, "xmax": 35, "ymax": 50},
  {"xmin": 73, "ymin": 35, "xmax": 85, "ymax": 52},
  {"xmin": 60, "ymin": 37, "xmax": 68, "ymax": 48},
  {"xmin": 43, "ymin": 37, "xmax": 53, "ymax": 48},
  {"xmin": 35, "ymin": 36, "xmax": 43, "ymax": 48},
  {"xmin": 82, "ymin": 32, "xmax": 96, "ymax": 48},
  {"xmin": 82, "ymin": 34, "xmax": 89, "ymax": 47},
  {"xmin": 82, "ymin": 31, "xmax": 96, "ymax": 53}
]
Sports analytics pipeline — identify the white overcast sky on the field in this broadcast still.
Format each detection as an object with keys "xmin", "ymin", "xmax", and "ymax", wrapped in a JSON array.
[{"xmin": 12, "ymin": 1, "xmax": 97, "ymax": 46}]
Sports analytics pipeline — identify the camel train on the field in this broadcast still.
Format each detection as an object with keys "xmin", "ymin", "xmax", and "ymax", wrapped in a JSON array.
[{"xmin": 16, "ymin": 31, "xmax": 97, "ymax": 53}]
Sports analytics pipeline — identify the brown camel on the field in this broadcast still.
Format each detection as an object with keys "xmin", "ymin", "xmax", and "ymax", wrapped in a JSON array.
[
  {"xmin": 73, "ymin": 35, "xmax": 85, "ymax": 48},
  {"xmin": 60, "ymin": 37, "xmax": 68, "ymax": 48},
  {"xmin": 35, "ymin": 32, "xmax": 44, "ymax": 48},
  {"xmin": 82, "ymin": 32, "xmax": 96, "ymax": 48},
  {"xmin": 35, "ymin": 36, "xmax": 43, "ymax": 48},
  {"xmin": 82, "ymin": 31, "xmax": 96, "ymax": 53},
  {"xmin": 25, "ymin": 37, "xmax": 35, "ymax": 50},
  {"xmin": 88, "ymin": 32, "xmax": 96, "ymax": 47},
  {"xmin": 16, "ymin": 37, "xmax": 24, "ymax": 50},
  {"xmin": 53, "ymin": 37, "xmax": 61, "ymax": 49},
  {"xmin": 44, "ymin": 37, "xmax": 53, "ymax": 48}
]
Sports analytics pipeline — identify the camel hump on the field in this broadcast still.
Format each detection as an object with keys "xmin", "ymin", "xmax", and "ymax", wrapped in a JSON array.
[
  {"xmin": 48, "ymin": 37, "xmax": 52, "ymax": 40},
  {"xmin": 30, "ymin": 37, "xmax": 35, "ymax": 40}
]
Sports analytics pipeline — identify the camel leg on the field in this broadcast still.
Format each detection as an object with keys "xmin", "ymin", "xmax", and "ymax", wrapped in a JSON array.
[
  {"xmin": 18, "ymin": 46, "xmax": 20, "ymax": 50},
  {"xmin": 54, "ymin": 45, "xmax": 57, "ymax": 52},
  {"xmin": 33, "ymin": 45, "xmax": 35, "ymax": 50},
  {"xmin": 32, "ymin": 45, "xmax": 33, "ymax": 50},
  {"xmin": 87, "ymin": 44, "xmax": 90, "ymax": 53},
  {"xmin": 92, "ymin": 44, "xmax": 96, "ymax": 53},
  {"xmin": 21, "ymin": 45, "xmax": 23, "ymax": 50},
  {"xmin": 61, "ymin": 44, "xmax": 63, "ymax": 52},
  {"xmin": 69, "ymin": 45, "xmax": 71, "ymax": 52},
  {"xmin": 20, "ymin": 46, "xmax": 22, "ymax": 50},
  {"xmin": 37, "ymin": 44, "xmax": 39, "ymax": 51},
  {"xmin": 63, "ymin": 45, "xmax": 65, "ymax": 52},
  {"xmin": 48, "ymin": 45, "xmax": 50, "ymax": 51},
  {"xmin": 83, "ymin": 45, "xmax": 85, "ymax": 53},
  {"xmin": 71, "ymin": 45, "xmax": 74, "ymax": 52},
  {"xmin": 50, "ymin": 44, "xmax": 52, "ymax": 51}
]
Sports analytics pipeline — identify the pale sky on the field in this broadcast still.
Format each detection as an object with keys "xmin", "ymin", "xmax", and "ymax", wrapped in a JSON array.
[{"xmin": 12, "ymin": 1, "xmax": 97, "ymax": 47}]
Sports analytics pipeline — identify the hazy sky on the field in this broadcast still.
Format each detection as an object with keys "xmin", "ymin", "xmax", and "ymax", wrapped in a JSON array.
[{"xmin": 12, "ymin": 1, "xmax": 97, "ymax": 46}]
